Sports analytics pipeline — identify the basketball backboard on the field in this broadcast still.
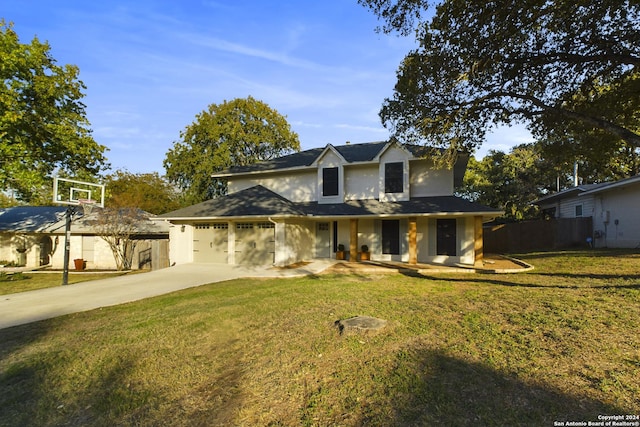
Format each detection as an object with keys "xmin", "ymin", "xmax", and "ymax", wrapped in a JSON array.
[{"xmin": 53, "ymin": 177, "xmax": 105, "ymax": 208}]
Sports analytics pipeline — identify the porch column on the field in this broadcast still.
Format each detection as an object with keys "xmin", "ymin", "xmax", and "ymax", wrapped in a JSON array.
[
  {"xmin": 349, "ymin": 218, "xmax": 358, "ymax": 262},
  {"xmin": 474, "ymin": 216, "xmax": 484, "ymax": 267},
  {"xmin": 408, "ymin": 216, "xmax": 417, "ymax": 265}
]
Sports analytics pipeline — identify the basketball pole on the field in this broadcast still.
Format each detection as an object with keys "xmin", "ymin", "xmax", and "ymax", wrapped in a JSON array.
[{"xmin": 62, "ymin": 207, "xmax": 72, "ymax": 286}]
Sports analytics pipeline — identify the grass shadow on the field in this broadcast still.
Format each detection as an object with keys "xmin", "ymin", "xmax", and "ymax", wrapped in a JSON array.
[
  {"xmin": 513, "ymin": 249, "xmax": 640, "ymax": 261},
  {"xmin": 383, "ymin": 349, "xmax": 626, "ymax": 426},
  {"xmin": 406, "ymin": 271, "xmax": 640, "ymax": 290},
  {"xmin": 0, "ymin": 317, "xmax": 247, "ymax": 426}
]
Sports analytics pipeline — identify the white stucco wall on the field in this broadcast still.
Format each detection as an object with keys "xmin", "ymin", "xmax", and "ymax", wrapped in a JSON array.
[
  {"xmin": 229, "ymin": 169, "xmax": 317, "ymax": 202},
  {"xmin": 591, "ymin": 184, "xmax": 640, "ymax": 248},
  {"xmin": 168, "ymin": 222, "xmax": 193, "ymax": 265}
]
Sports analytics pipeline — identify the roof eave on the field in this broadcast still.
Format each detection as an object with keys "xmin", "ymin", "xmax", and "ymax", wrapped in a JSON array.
[
  {"xmin": 580, "ymin": 176, "xmax": 640, "ymax": 196},
  {"xmin": 159, "ymin": 210, "xmax": 503, "ymax": 221}
]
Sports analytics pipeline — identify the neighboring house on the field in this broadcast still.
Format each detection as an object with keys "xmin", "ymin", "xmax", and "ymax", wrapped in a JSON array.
[
  {"xmin": 0, "ymin": 206, "xmax": 170, "ymax": 270},
  {"xmin": 160, "ymin": 141, "xmax": 502, "ymax": 267},
  {"xmin": 0, "ymin": 206, "xmax": 67, "ymax": 268},
  {"xmin": 535, "ymin": 174, "xmax": 640, "ymax": 248}
]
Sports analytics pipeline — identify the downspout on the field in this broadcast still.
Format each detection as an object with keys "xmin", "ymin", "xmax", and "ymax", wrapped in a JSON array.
[{"xmin": 268, "ymin": 217, "xmax": 278, "ymax": 266}]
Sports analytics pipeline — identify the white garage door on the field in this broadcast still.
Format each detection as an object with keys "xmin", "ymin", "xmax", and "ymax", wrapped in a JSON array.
[
  {"xmin": 235, "ymin": 222, "xmax": 275, "ymax": 265},
  {"xmin": 193, "ymin": 223, "xmax": 228, "ymax": 263}
]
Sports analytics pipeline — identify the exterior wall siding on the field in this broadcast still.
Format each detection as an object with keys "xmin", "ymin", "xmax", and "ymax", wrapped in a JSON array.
[
  {"xmin": 283, "ymin": 220, "xmax": 314, "ymax": 265},
  {"xmin": 344, "ymin": 164, "xmax": 378, "ymax": 200},
  {"xmin": 558, "ymin": 195, "xmax": 595, "ymax": 218},
  {"xmin": 410, "ymin": 161, "xmax": 454, "ymax": 197},
  {"xmin": 592, "ymin": 185, "xmax": 640, "ymax": 248},
  {"xmin": 229, "ymin": 170, "xmax": 317, "ymax": 202}
]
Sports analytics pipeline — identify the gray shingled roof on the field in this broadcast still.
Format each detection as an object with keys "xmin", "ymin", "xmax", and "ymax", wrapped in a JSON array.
[
  {"xmin": 220, "ymin": 141, "xmax": 392, "ymax": 175},
  {"xmin": 160, "ymin": 185, "xmax": 500, "ymax": 220},
  {"xmin": 300, "ymin": 196, "xmax": 501, "ymax": 217},
  {"xmin": 224, "ymin": 147, "xmax": 325, "ymax": 174},
  {"xmin": 534, "ymin": 183, "xmax": 610, "ymax": 204},
  {"xmin": 159, "ymin": 185, "xmax": 307, "ymax": 219},
  {"xmin": 0, "ymin": 206, "xmax": 68, "ymax": 232},
  {"xmin": 216, "ymin": 141, "xmax": 468, "ymax": 187}
]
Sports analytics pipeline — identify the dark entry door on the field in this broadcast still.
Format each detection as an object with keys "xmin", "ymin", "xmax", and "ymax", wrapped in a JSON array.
[
  {"xmin": 382, "ymin": 219, "xmax": 400, "ymax": 255},
  {"xmin": 437, "ymin": 219, "xmax": 457, "ymax": 256}
]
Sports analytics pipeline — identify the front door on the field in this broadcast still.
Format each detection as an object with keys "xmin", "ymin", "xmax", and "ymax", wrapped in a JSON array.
[{"xmin": 315, "ymin": 222, "xmax": 331, "ymax": 258}]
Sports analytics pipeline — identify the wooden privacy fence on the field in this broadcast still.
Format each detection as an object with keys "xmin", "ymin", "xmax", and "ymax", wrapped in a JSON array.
[
  {"xmin": 484, "ymin": 217, "xmax": 593, "ymax": 254},
  {"xmin": 135, "ymin": 239, "xmax": 169, "ymax": 270}
]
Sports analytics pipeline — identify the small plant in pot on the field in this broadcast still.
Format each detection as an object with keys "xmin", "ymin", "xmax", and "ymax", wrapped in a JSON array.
[
  {"xmin": 359, "ymin": 244, "xmax": 370, "ymax": 261},
  {"xmin": 336, "ymin": 244, "xmax": 346, "ymax": 260}
]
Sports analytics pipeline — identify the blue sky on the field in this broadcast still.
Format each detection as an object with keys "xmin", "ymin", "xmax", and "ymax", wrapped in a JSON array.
[{"xmin": 4, "ymin": 0, "xmax": 532, "ymax": 174}]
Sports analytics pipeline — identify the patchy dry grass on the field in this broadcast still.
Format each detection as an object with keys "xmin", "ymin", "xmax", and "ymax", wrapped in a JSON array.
[{"xmin": 0, "ymin": 250, "xmax": 638, "ymax": 426}]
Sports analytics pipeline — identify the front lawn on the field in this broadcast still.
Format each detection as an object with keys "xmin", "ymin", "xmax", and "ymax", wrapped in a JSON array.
[
  {"xmin": 0, "ymin": 271, "xmax": 131, "ymax": 295},
  {"xmin": 0, "ymin": 250, "xmax": 638, "ymax": 426}
]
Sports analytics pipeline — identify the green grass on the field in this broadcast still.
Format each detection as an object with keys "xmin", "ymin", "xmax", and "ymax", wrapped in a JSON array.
[
  {"xmin": 0, "ymin": 272, "xmax": 132, "ymax": 295},
  {"xmin": 0, "ymin": 250, "xmax": 639, "ymax": 426}
]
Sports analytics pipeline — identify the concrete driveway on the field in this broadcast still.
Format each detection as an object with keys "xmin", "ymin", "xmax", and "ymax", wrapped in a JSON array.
[{"xmin": 0, "ymin": 260, "xmax": 334, "ymax": 330}]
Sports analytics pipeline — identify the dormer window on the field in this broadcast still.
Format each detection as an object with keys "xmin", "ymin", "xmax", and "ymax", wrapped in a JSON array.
[
  {"xmin": 384, "ymin": 162, "xmax": 404, "ymax": 193},
  {"xmin": 322, "ymin": 167, "xmax": 339, "ymax": 196}
]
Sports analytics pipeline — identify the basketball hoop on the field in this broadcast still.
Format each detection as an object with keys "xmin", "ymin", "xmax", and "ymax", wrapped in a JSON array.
[{"xmin": 77, "ymin": 199, "xmax": 98, "ymax": 215}]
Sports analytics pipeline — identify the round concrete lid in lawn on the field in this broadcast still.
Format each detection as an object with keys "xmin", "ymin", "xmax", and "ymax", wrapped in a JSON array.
[{"xmin": 335, "ymin": 316, "xmax": 387, "ymax": 335}]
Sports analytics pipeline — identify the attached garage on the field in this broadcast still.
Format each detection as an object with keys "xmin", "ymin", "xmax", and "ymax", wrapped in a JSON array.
[
  {"xmin": 235, "ymin": 222, "xmax": 275, "ymax": 265},
  {"xmin": 193, "ymin": 223, "xmax": 228, "ymax": 263}
]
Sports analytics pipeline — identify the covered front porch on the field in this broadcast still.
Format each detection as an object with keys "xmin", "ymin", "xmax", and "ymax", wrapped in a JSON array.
[{"xmin": 311, "ymin": 215, "xmax": 488, "ymax": 268}]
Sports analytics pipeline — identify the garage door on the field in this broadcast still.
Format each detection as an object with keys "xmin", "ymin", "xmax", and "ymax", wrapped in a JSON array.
[
  {"xmin": 193, "ymin": 223, "xmax": 228, "ymax": 263},
  {"xmin": 235, "ymin": 222, "xmax": 275, "ymax": 265}
]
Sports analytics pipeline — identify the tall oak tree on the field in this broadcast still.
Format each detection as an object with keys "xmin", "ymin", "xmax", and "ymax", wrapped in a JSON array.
[
  {"xmin": 0, "ymin": 21, "xmax": 108, "ymax": 203},
  {"xmin": 163, "ymin": 96, "xmax": 300, "ymax": 204}
]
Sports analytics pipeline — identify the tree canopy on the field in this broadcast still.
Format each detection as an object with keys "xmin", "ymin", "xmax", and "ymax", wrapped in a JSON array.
[
  {"xmin": 0, "ymin": 21, "xmax": 108, "ymax": 203},
  {"xmin": 459, "ymin": 144, "xmax": 557, "ymax": 221},
  {"xmin": 163, "ymin": 96, "xmax": 300, "ymax": 204},
  {"xmin": 104, "ymin": 170, "xmax": 184, "ymax": 215},
  {"xmin": 359, "ymin": 0, "xmax": 640, "ymax": 163}
]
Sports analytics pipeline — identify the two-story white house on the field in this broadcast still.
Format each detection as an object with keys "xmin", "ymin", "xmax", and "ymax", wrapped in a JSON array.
[{"xmin": 160, "ymin": 141, "xmax": 502, "ymax": 267}]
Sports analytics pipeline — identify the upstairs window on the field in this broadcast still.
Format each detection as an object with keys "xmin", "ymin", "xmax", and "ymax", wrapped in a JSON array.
[
  {"xmin": 384, "ymin": 162, "xmax": 404, "ymax": 193},
  {"xmin": 322, "ymin": 167, "xmax": 339, "ymax": 196}
]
